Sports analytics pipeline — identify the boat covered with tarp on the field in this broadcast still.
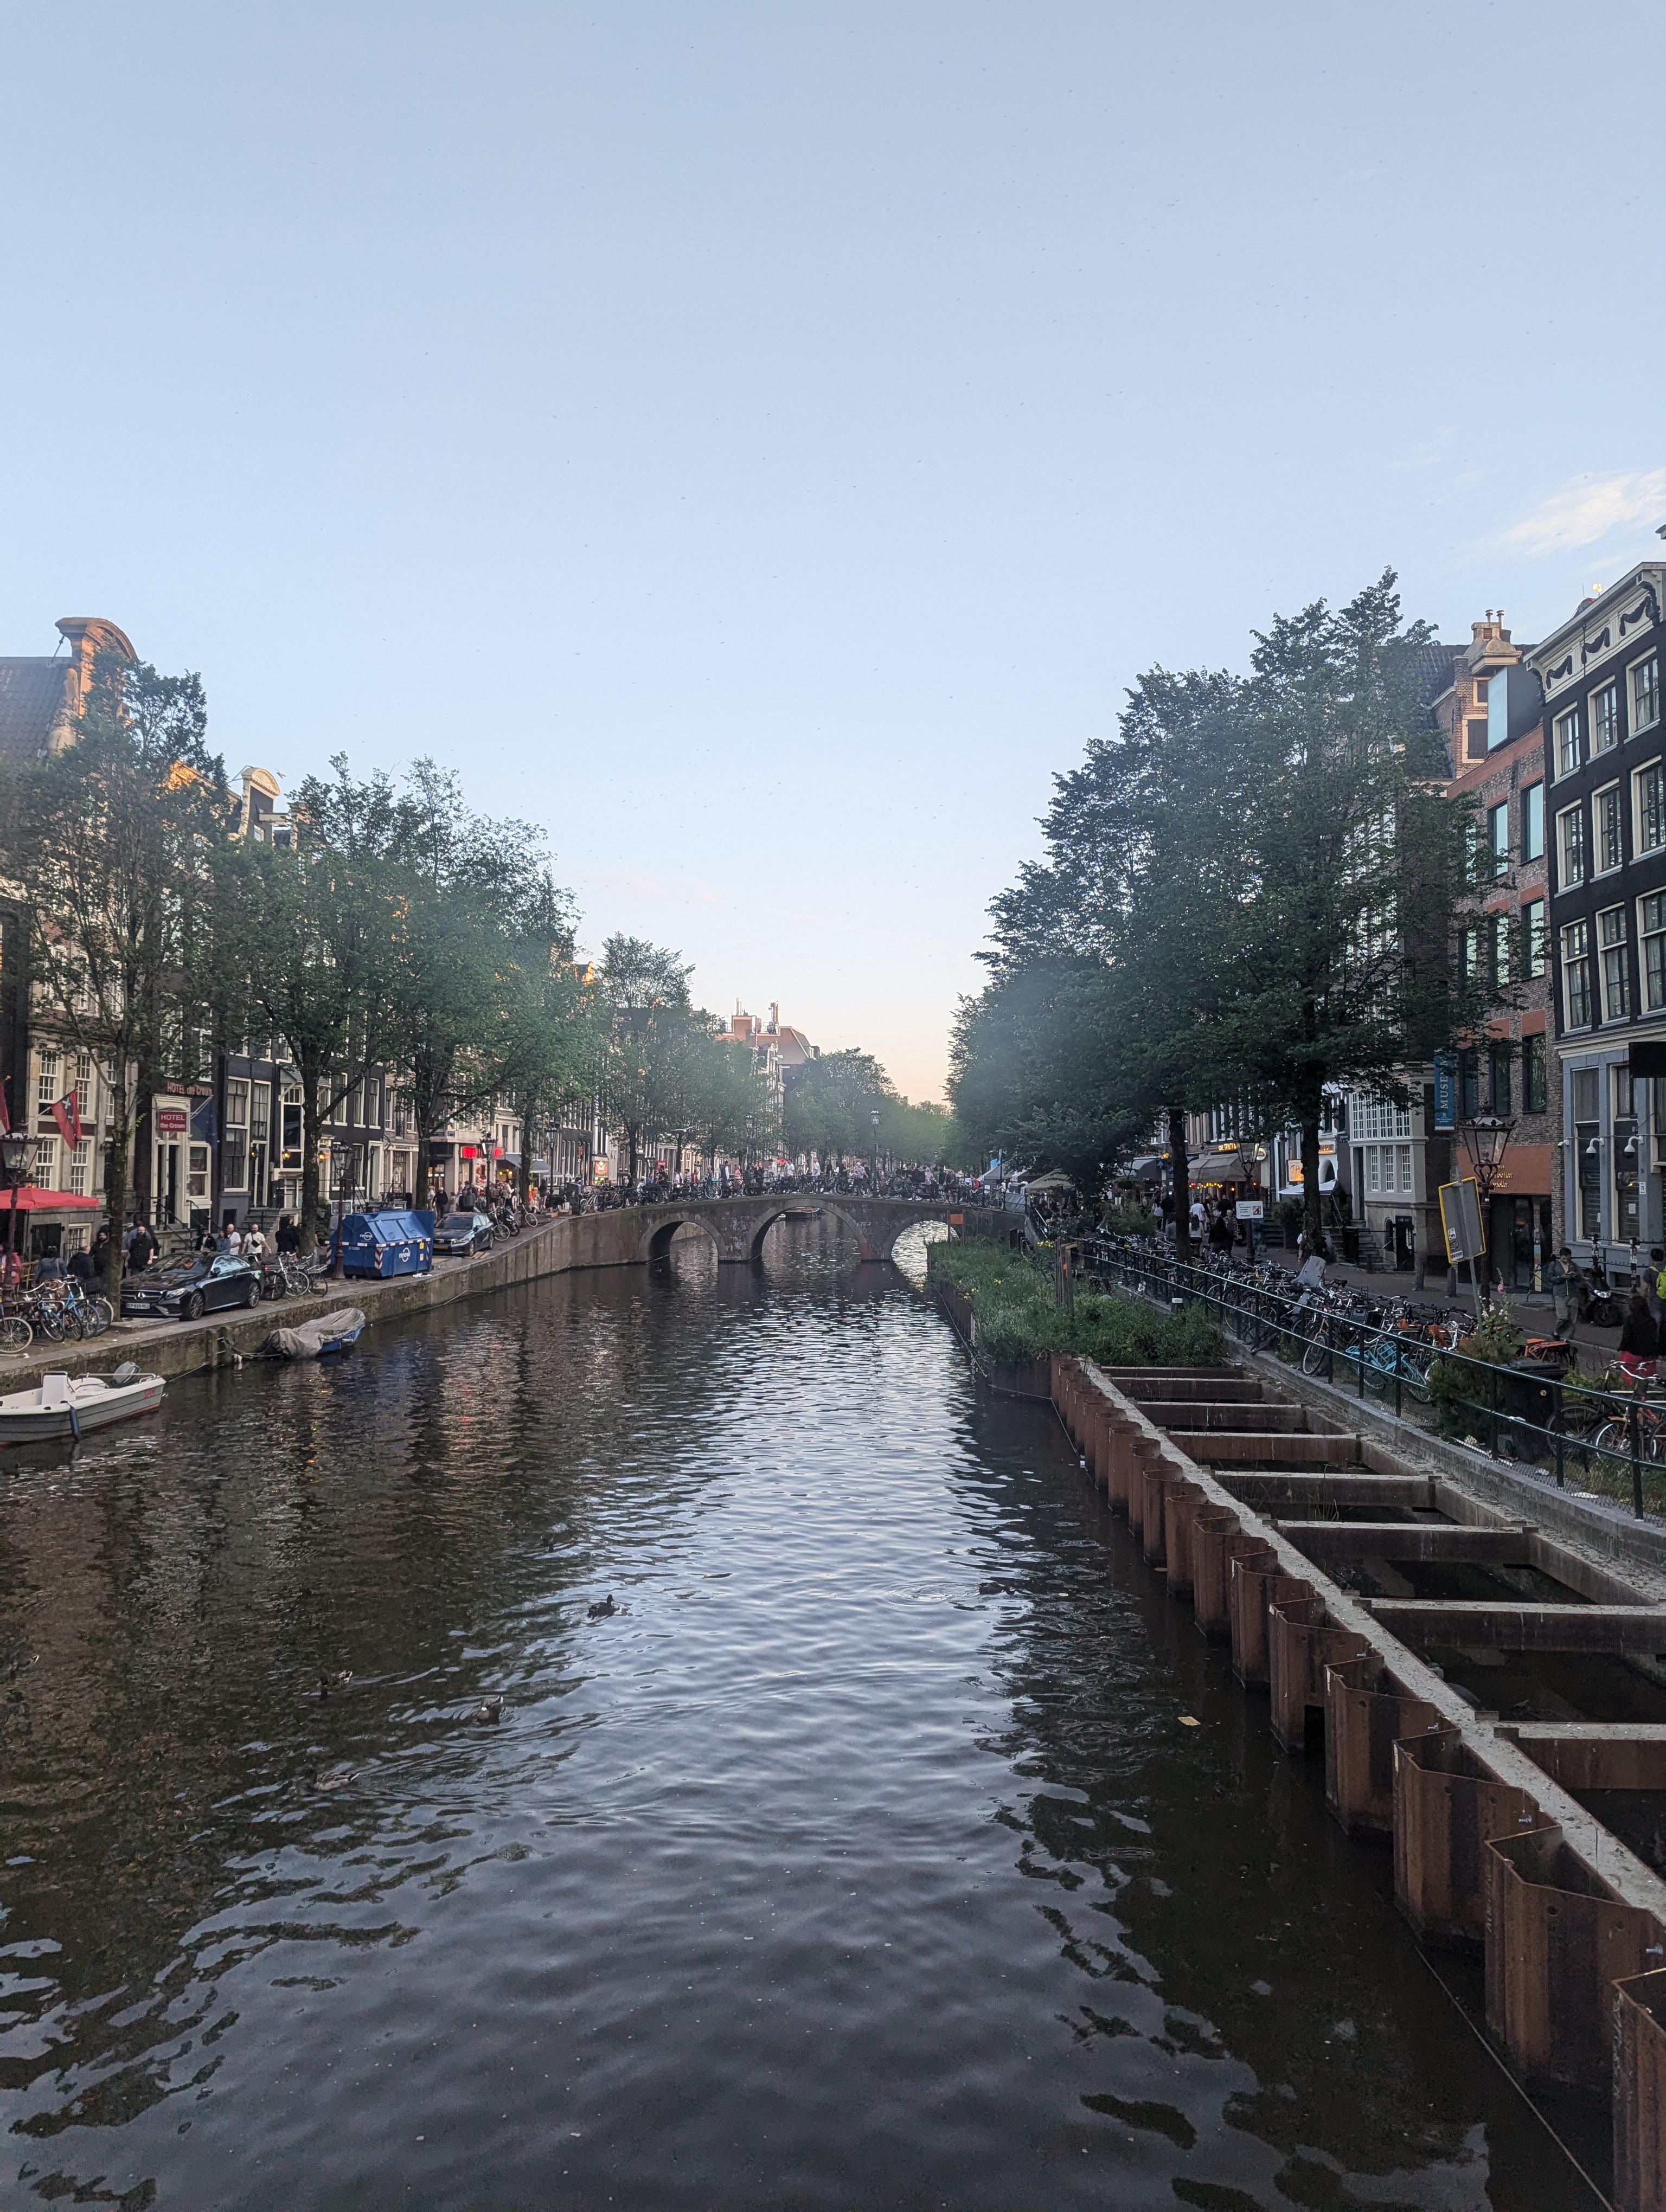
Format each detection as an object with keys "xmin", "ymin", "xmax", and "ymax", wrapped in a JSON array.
[{"xmin": 263, "ymin": 1307, "xmax": 367, "ymax": 1360}]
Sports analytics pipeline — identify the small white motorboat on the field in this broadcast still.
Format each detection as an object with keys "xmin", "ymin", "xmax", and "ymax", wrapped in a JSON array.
[{"xmin": 0, "ymin": 1364, "xmax": 165, "ymax": 1444}]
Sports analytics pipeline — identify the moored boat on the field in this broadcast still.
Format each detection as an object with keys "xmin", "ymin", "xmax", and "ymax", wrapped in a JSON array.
[
  {"xmin": 0, "ymin": 1365, "xmax": 165, "ymax": 1444},
  {"xmin": 264, "ymin": 1307, "xmax": 367, "ymax": 1360}
]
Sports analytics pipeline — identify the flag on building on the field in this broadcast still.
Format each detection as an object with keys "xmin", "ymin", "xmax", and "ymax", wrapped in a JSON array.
[{"xmin": 51, "ymin": 1091, "xmax": 82, "ymax": 1152}]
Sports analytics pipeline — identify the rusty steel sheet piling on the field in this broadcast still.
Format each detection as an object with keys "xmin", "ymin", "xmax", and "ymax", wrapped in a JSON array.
[
  {"xmin": 1048, "ymin": 1351, "xmax": 1666, "ymax": 2204},
  {"xmin": 1392, "ymin": 1728, "xmax": 1536, "ymax": 1946}
]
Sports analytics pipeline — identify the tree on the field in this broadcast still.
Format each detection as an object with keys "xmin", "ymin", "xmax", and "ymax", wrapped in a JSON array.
[
  {"xmin": 0, "ymin": 650, "xmax": 234, "ymax": 1303},
  {"xmin": 784, "ymin": 1047, "xmax": 893, "ymax": 1171},
  {"xmin": 951, "ymin": 574, "xmax": 1494, "ymax": 1258},
  {"xmin": 377, "ymin": 762, "xmax": 553, "ymax": 1197},
  {"xmin": 230, "ymin": 761, "xmax": 405, "ymax": 1249},
  {"xmin": 485, "ymin": 884, "xmax": 588, "ymax": 1206},
  {"xmin": 954, "ymin": 667, "xmax": 1251, "ymax": 1257},
  {"xmin": 594, "ymin": 936, "xmax": 694, "ymax": 1182},
  {"xmin": 1216, "ymin": 575, "xmax": 1497, "ymax": 1255}
]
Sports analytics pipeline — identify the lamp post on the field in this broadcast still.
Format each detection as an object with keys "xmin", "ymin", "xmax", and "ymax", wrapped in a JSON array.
[
  {"xmin": 0, "ymin": 1130, "xmax": 32, "ymax": 1272},
  {"xmin": 1457, "ymin": 1113, "xmax": 1515, "ymax": 1301},
  {"xmin": 870, "ymin": 1107, "xmax": 880, "ymax": 1188}
]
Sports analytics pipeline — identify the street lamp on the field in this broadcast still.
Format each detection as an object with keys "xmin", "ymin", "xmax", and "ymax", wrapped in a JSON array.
[
  {"xmin": 1458, "ymin": 1113, "xmax": 1516, "ymax": 1205},
  {"xmin": 0, "ymin": 1131, "xmax": 32, "ymax": 1266},
  {"xmin": 1456, "ymin": 1112, "xmax": 1514, "ymax": 1300},
  {"xmin": 870, "ymin": 1107, "xmax": 880, "ymax": 1187}
]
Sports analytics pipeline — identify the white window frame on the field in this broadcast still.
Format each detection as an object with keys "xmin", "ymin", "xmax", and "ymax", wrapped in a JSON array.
[
  {"xmin": 1635, "ymin": 758, "xmax": 1666, "ymax": 857},
  {"xmin": 1594, "ymin": 781, "xmax": 1624, "ymax": 874},
  {"xmin": 1599, "ymin": 903, "xmax": 1631, "ymax": 1023},
  {"xmin": 1643, "ymin": 893, "xmax": 1666, "ymax": 1013},
  {"xmin": 1523, "ymin": 898, "xmax": 1547, "ymax": 979},
  {"xmin": 1592, "ymin": 681, "xmax": 1620, "ymax": 755},
  {"xmin": 1522, "ymin": 781, "xmax": 1545, "ymax": 861},
  {"xmin": 1486, "ymin": 799, "xmax": 1510, "ymax": 877},
  {"xmin": 1562, "ymin": 917, "xmax": 1593, "ymax": 1030},
  {"xmin": 34, "ymin": 1049, "xmax": 60, "ymax": 1115},
  {"xmin": 1555, "ymin": 708, "xmax": 1582, "ymax": 777},
  {"xmin": 1632, "ymin": 650, "xmax": 1660, "ymax": 735},
  {"xmin": 1558, "ymin": 801, "xmax": 1587, "ymax": 888}
]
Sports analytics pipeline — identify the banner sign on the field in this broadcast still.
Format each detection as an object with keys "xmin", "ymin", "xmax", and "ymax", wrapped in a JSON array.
[
  {"xmin": 1432, "ymin": 1054, "xmax": 1456, "ymax": 1131},
  {"xmin": 1234, "ymin": 1200, "xmax": 1264, "ymax": 1220}
]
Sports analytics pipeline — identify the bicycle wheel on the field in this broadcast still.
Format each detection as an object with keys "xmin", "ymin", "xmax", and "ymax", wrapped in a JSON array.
[
  {"xmin": 34, "ymin": 1304, "xmax": 67, "ymax": 1343},
  {"xmin": 85, "ymin": 1297, "xmax": 113, "ymax": 1335},
  {"xmin": 0, "ymin": 1315, "xmax": 32, "ymax": 1351},
  {"xmin": 1300, "ymin": 1330, "xmax": 1329, "ymax": 1377},
  {"xmin": 1591, "ymin": 1420, "xmax": 1631, "ymax": 1462}
]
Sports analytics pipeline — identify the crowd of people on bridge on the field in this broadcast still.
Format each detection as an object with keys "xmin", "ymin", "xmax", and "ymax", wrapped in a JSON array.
[{"xmin": 527, "ymin": 1163, "xmax": 986, "ymax": 1214}]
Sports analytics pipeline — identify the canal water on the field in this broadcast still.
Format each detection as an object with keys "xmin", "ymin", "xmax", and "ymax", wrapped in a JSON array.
[{"xmin": 0, "ymin": 1223, "xmax": 1603, "ymax": 2211}]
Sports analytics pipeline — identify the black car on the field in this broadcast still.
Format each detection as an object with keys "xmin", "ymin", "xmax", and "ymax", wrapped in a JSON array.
[
  {"xmin": 432, "ymin": 1211, "xmax": 495, "ymax": 1257},
  {"xmin": 120, "ymin": 1254, "xmax": 264, "ymax": 1322}
]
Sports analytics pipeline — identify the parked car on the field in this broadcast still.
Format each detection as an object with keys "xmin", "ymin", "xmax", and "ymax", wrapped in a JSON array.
[
  {"xmin": 432, "ymin": 1211, "xmax": 495, "ymax": 1258},
  {"xmin": 120, "ymin": 1254, "xmax": 264, "ymax": 1322}
]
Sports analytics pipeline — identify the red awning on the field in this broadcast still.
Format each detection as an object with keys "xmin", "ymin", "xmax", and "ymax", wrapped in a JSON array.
[{"xmin": 0, "ymin": 1188, "xmax": 102, "ymax": 1212}]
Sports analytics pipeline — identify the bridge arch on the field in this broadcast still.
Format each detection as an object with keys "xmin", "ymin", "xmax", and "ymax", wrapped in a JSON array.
[
  {"xmin": 745, "ymin": 1201, "xmax": 878, "ymax": 1263},
  {"xmin": 640, "ymin": 1214, "xmax": 725, "ymax": 1265}
]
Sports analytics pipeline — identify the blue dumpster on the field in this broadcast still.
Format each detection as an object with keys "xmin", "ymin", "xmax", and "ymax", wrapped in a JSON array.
[{"xmin": 338, "ymin": 1208, "xmax": 435, "ymax": 1279}]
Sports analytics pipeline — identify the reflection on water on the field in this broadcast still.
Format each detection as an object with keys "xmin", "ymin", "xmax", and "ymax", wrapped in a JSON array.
[{"xmin": 0, "ymin": 1220, "xmax": 1597, "ymax": 2210}]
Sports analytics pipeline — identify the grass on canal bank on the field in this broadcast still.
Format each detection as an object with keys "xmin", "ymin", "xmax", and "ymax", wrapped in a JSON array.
[{"xmin": 928, "ymin": 1237, "xmax": 1222, "ymax": 1368}]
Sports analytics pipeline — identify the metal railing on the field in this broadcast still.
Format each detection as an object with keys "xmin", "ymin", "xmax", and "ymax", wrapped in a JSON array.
[{"xmin": 1082, "ymin": 1236, "xmax": 1665, "ymax": 1521}]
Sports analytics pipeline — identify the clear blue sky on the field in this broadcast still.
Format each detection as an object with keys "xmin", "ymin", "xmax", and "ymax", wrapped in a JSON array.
[{"xmin": 4, "ymin": 0, "xmax": 1662, "ymax": 1100}]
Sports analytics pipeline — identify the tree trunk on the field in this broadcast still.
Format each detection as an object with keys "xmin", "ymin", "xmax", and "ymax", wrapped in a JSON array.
[
  {"xmin": 1168, "ymin": 1103, "xmax": 1191, "ymax": 1265},
  {"xmin": 102, "ymin": 1071, "xmax": 130, "ymax": 1309},
  {"xmin": 1300, "ymin": 1112, "xmax": 1324, "ymax": 1259},
  {"xmin": 517, "ymin": 1098, "xmax": 535, "ymax": 1207},
  {"xmin": 299, "ymin": 1053, "xmax": 324, "ymax": 1255}
]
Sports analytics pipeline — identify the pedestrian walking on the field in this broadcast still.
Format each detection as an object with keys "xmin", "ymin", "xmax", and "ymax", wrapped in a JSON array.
[
  {"xmin": 275, "ymin": 1216, "xmax": 301, "ymax": 1256},
  {"xmin": 1648, "ymin": 1246, "xmax": 1666, "ymax": 1338},
  {"xmin": 127, "ymin": 1221, "xmax": 156, "ymax": 1272},
  {"xmin": 1548, "ymin": 1247, "xmax": 1580, "ymax": 1334}
]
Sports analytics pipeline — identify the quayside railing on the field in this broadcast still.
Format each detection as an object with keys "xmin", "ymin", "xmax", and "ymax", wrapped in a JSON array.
[{"xmin": 1082, "ymin": 1236, "xmax": 1666, "ymax": 1522}]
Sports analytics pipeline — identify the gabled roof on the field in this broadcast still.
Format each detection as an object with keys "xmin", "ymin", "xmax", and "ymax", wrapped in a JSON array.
[{"xmin": 0, "ymin": 657, "xmax": 69, "ymax": 766}]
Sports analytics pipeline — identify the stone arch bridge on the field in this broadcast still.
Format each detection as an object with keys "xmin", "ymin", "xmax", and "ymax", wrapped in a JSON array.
[{"xmin": 636, "ymin": 1194, "xmax": 962, "ymax": 1265}]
